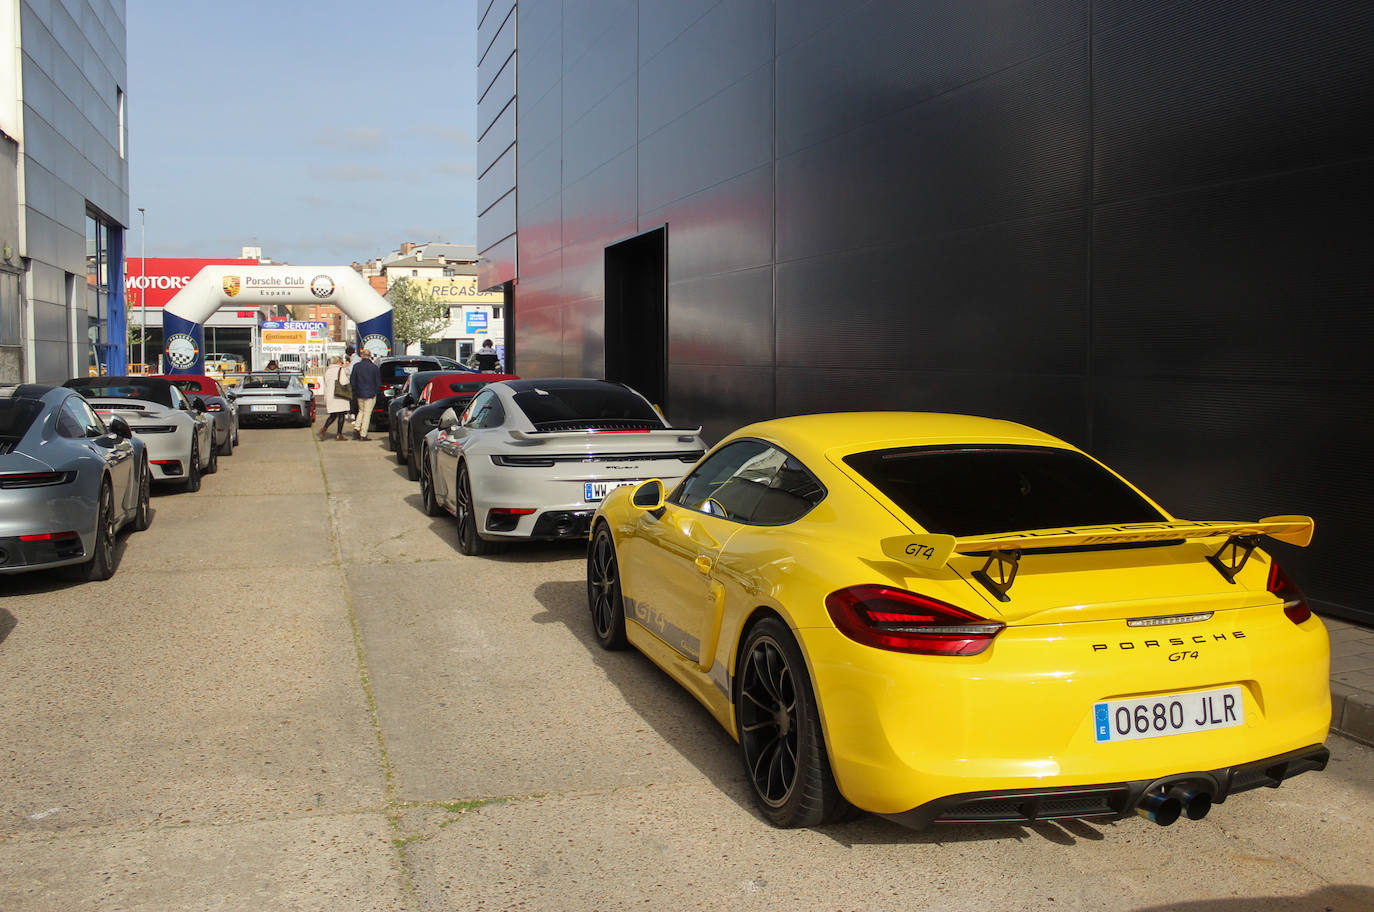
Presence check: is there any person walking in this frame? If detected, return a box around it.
[348,348,382,440]
[343,344,360,425]
[318,356,351,440]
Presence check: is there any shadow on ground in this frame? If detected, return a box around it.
[529,578,1097,848]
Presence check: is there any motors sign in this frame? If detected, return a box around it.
[125,258,260,309]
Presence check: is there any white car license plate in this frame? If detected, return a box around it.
[584,480,638,502]
[251,404,275,412]
[1093,686,1243,743]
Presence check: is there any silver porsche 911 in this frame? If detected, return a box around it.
[418,378,707,555]
[64,377,217,491]
[227,372,317,427]
[1,383,151,580]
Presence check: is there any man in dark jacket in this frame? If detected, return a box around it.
[472,339,500,371]
[348,349,382,440]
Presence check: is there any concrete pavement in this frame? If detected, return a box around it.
[2,421,1372,911]
[1326,615,1374,747]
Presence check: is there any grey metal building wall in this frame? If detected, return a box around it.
[18,0,129,383]
[477,0,517,290]
[487,0,1374,624]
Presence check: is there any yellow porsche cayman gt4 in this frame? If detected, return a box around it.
[585,412,1330,829]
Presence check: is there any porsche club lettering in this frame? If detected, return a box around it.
[1092,631,1246,653]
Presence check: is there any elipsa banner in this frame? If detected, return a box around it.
[125,258,259,309]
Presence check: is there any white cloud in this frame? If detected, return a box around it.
[437,161,476,178]
[319,164,385,182]
[309,127,388,150]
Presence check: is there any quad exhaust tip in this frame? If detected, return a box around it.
[1136,786,1212,826]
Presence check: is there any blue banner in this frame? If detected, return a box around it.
[355,312,394,360]
[163,311,205,375]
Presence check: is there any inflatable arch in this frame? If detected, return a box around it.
[160,265,394,374]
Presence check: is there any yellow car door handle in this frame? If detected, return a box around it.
[695,555,713,574]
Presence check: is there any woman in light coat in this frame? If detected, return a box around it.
[318,356,352,440]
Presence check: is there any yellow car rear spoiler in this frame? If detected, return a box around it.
[882,516,1314,601]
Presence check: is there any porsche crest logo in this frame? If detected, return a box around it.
[223,275,241,297]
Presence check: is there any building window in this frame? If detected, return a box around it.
[1,270,21,345]
[85,212,113,376]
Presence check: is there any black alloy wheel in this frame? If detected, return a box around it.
[66,481,116,582]
[405,437,420,481]
[454,464,501,555]
[132,459,152,532]
[735,617,850,827]
[419,447,443,516]
[587,525,628,649]
[205,434,219,474]
[219,424,234,456]
[387,424,397,453]
[185,441,202,493]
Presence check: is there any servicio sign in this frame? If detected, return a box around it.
[261,320,328,354]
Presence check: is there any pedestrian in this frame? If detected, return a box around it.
[348,348,382,440]
[343,344,359,425]
[472,339,500,372]
[318,356,351,440]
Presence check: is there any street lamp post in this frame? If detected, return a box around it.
[137,207,146,371]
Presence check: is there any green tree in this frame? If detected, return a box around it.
[387,277,449,350]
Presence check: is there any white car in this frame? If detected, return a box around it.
[418,379,707,554]
[64,377,217,491]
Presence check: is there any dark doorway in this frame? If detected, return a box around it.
[498,281,514,375]
[604,227,666,408]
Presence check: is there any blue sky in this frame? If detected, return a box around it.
[127,0,480,265]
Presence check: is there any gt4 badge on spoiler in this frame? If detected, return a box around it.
[881,534,956,569]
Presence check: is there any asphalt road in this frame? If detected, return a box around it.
[2,423,1372,911]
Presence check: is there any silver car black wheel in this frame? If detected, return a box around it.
[455,464,501,555]
[132,459,152,532]
[185,441,202,493]
[65,482,116,582]
[419,447,443,517]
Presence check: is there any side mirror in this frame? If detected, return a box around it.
[438,407,459,430]
[192,396,207,413]
[631,479,665,511]
[108,415,132,439]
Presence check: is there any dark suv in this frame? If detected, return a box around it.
[371,356,466,428]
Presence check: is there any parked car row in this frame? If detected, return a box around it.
[0,369,319,582]
[374,372,1331,835]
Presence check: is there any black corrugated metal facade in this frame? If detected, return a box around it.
[484,0,1374,624]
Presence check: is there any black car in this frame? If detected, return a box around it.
[397,373,515,480]
[384,370,456,450]
[371,356,467,429]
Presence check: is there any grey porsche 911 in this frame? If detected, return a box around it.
[0,383,152,581]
